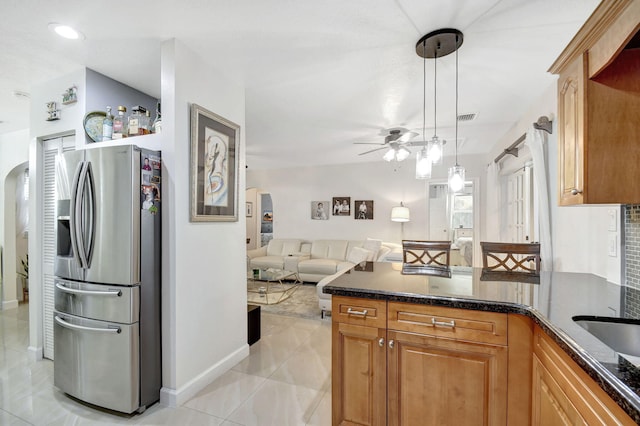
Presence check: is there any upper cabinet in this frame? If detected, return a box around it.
[549,0,640,205]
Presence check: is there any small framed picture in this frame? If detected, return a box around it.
[246,202,253,217]
[354,200,374,220]
[311,201,330,220]
[332,197,351,216]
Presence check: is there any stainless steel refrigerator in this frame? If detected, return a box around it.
[53,144,161,414]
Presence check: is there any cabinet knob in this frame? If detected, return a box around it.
[378,338,385,347]
[571,189,583,195]
[388,339,395,349]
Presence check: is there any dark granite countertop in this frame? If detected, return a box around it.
[323,262,640,423]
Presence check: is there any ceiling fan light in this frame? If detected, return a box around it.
[396,146,411,162]
[415,148,432,179]
[428,137,443,165]
[383,148,396,162]
[448,164,466,193]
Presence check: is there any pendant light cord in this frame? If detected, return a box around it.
[454,36,459,166]
[422,41,426,144]
[433,50,437,138]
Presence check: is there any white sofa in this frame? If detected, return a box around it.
[247,238,402,283]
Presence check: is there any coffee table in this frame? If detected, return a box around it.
[247,268,301,305]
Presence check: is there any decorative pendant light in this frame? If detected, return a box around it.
[428,53,443,166]
[415,29,463,178]
[415,38,432,179]
[448,32,465,193]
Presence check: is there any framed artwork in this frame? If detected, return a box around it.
[332,197,351,216]
[354,200,374,220]
[189,103,240,222]
[246,202,253,217]
[311,201,330,220]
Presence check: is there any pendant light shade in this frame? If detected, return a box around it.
[415,147,432,179]
[448,164,465,192]
[428,136,443,165]
[391,202,410,222]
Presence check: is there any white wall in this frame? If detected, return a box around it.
[160,39,248,406]
[246,153,486,257]
[0,129,29,309]
[487,82,622,283]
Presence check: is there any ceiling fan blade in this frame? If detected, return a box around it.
[353,142,386,145]
[398,131,419,143]
[359,146,389,156]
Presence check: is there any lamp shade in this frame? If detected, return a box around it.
[391,204,410,222]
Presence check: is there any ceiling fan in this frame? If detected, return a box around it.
[355,128,420,162]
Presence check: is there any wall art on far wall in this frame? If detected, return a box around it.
[332,197,351,216]
[189,103,240,222]
[311,201,330,220]
[354,200,374,220]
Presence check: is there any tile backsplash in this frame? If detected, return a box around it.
[624,204,640,318]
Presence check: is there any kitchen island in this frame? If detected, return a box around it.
[323,262,640,425]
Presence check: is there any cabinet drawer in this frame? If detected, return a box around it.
[332,296,386,328]
[388,302,507,346]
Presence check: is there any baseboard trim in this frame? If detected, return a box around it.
[160,344,250,407]
[28,346,43,361]
[2,299,19,310]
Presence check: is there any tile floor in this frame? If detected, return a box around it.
[0,303,332,425]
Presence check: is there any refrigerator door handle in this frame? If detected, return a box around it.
[75,162,92,269]
[84,162,96,267]
[69,161,84,267]
[55,315,122,334]
[55,282,122,297]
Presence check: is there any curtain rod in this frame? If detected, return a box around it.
[494,116,552,164]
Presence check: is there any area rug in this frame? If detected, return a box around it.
[256,283,327,320]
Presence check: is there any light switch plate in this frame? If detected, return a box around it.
[608,209,617,232]
[608,234,617,257]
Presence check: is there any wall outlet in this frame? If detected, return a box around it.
[608,233,617,257]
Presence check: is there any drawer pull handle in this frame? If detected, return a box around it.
[388,339,395,349]
[431,318,455,328]
[378,338,385,347]
[56,283,122,297]
[347,308,368,317]
[571,189,583,195]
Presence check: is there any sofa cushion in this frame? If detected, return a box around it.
[266,239,303,256]
[298,258,343,275]
[347,246,373,264]
[364,238,383,259]
[310,240,349,261]
[251,255,286,270]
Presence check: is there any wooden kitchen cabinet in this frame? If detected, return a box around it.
[550,0,640,205]
[332,296,387,426]
[332,297,514,425]
[531,325,635,425]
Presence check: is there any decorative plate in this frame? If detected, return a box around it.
[83,111,107,142]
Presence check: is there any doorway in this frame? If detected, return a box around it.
[427,179,479,267]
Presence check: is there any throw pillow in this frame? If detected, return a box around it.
[364,238,383,259]
[347,246,373,264]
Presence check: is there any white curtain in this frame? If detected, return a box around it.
[525,127,553,271]
[485,162,501,241]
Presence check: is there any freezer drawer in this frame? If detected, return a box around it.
[54,312,140,414]
[54,278,139,323]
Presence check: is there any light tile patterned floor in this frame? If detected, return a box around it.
[0,303,331,425]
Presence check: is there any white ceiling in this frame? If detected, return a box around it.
[0,0,599,169]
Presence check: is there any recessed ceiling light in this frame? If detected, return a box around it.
[48,23,85,40]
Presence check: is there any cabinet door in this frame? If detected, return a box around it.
[532,354,587,426]
[387,330,508,426]
[558,53,586,206]
[532,326,635,425]
[332,321,386,426]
